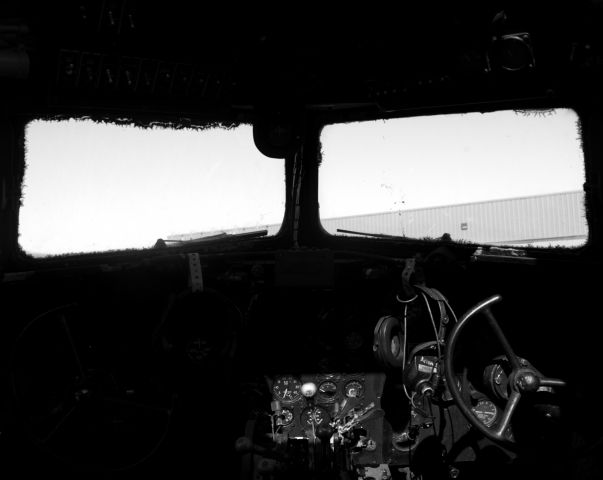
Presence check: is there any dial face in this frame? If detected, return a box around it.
[272,376,302,403]
[278,408,294,427]
[471,400,498,427]
[318,381,338,402]
[344,380,364,398]
[484,363,510,401]
[301,406,330,426]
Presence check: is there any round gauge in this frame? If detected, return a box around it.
[344,380,364,399]
[471,400,498,427]
[272,376,302,403]
[484,364,510,401]
[301,406,330,426]
[278,408,294,427]
[318,381,338,402]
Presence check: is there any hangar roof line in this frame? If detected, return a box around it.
[169,190,587,248]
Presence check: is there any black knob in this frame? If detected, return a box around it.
[316,424,334,440]
[516,371,540,393]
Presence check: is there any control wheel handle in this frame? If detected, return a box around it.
[444,295,566,444]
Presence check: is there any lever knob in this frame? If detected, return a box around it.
[316,423,334,440]
[301,382,317,398]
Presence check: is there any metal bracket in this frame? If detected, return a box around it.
[414,284,450,326]
[399,258,416,299]
[187,253,203,292]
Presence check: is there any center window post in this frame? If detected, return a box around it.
[297,117,327,246]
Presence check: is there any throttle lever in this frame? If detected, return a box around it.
[334,402,383,434]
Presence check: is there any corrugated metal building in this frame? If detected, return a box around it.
[169,191,587,248]
[322,191,587,247]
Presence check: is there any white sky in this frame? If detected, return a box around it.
[319,109,584,218]
[20,109,585,256]
[20,121,286,256]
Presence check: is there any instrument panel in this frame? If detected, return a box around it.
[266,373,385,439]
[270,374,371,405]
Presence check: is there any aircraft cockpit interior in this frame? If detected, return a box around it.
[1,3,602,479]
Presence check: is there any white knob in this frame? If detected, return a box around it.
[301,382,317,398]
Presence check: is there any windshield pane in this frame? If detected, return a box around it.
[319,109,587,248]
[20,120,285,257]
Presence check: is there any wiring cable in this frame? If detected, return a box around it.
[421,293,442,361]
[443,297,459,323]
[397,294,418,304]
[402,304,415,403]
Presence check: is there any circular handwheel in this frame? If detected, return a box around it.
[10,304,173,471]
[444,295,566,444]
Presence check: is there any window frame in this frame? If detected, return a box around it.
[300,101,596,260]
[4,112,294,269]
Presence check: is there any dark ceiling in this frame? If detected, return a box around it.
[1,1,603,115]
